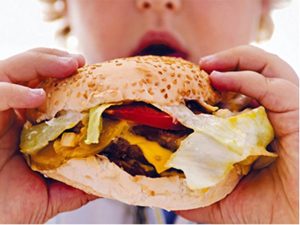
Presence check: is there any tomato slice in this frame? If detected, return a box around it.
[105,103,184,130]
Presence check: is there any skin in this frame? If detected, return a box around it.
[66,0,262,63]
[179,46,299,223]
[0,49,97,223]
[0,0,298,223]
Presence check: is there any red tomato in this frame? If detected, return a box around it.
[105,104,184,130]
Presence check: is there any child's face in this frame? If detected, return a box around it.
[67,0,263,63]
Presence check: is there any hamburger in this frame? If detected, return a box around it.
[20,56,276,210]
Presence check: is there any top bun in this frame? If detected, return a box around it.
[30,56,220,122]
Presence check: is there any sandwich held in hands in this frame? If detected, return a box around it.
[19,56,276,210]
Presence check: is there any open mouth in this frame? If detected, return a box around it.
[131,31,189,60]
[134,43,188,59]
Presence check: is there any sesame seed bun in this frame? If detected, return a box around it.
[33,155,241,210]
[27,56,236,210]
[29,56,220,122]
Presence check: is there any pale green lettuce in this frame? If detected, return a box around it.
[84,104,113,144]
[158,105,277,190]
[20,111,84,154]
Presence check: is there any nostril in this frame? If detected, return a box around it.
[166,2,174,10]
[136,0,151,10]
[136,0,181,12]
[143,1,151,9]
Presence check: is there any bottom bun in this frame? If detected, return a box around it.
[32,155,241,210]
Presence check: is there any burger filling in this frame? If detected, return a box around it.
[20,101,277,190]
[20,102,192,177]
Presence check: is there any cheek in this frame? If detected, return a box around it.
[184,0,261,58]
[68,1,137,62]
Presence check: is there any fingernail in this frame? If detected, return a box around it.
[71,54,85,66]
[30,88,45,96]
[58,56,80,70]
[59,55,85,67]
[59,56,74,62]
[210,70,223,76]
[199,55,216,64]
[70,53,84,58]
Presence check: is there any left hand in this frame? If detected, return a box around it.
[0,48,97,223]
[177,45,299,224]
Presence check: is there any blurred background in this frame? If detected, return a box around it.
[0,0,299,74]
[0,1,298,223]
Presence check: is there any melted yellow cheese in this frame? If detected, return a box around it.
[30,119,173,173]
[120,130,172,173]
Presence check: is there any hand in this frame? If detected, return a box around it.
[178,46,299,223]
[0,48,96,223]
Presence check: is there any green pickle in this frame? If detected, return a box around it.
[30,118,130,170]
[20,111,84,154]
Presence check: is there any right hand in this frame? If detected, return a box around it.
[0,48,97,223]
[178,46,299,223]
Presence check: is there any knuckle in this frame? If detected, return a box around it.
[237,45,267,56]
[258,77,272,104]
[268,52,282,63]
[50,48,70,56]
[28,47,48,54]
[238,45,252,51]
[235,45,255,53]
[28,47,51,53]
[30,47,69,57]
[26,49,44,59]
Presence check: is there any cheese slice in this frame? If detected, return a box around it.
[120,129,172,173]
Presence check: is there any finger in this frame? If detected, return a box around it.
[210,71,299,113]
[46,181,98,220]
[0,48,85,83]
[31,48,85,67]
[0,82,45,111]
[199,45,298,84]
[176,203,224,224]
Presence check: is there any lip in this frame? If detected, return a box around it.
[130,31,189,59]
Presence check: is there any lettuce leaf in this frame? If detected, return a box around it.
[159,105,277,190]
[20,111,84,154]
[84,104,113,144]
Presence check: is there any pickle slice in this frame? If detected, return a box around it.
[20,112,84,154]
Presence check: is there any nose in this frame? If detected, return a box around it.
[136,0,181,12]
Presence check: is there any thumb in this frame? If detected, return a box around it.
[0,82,45,111]
[45,181,98,222]
[176,202,226,223]
[210,71,298,113]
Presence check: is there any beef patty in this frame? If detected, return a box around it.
[131,125,192,151]
[101,138,160,177]
[100,125,190,177]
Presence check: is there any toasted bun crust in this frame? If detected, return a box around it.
[28,56,227,210]
[29,56,220,122]
[34,155,241,210]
